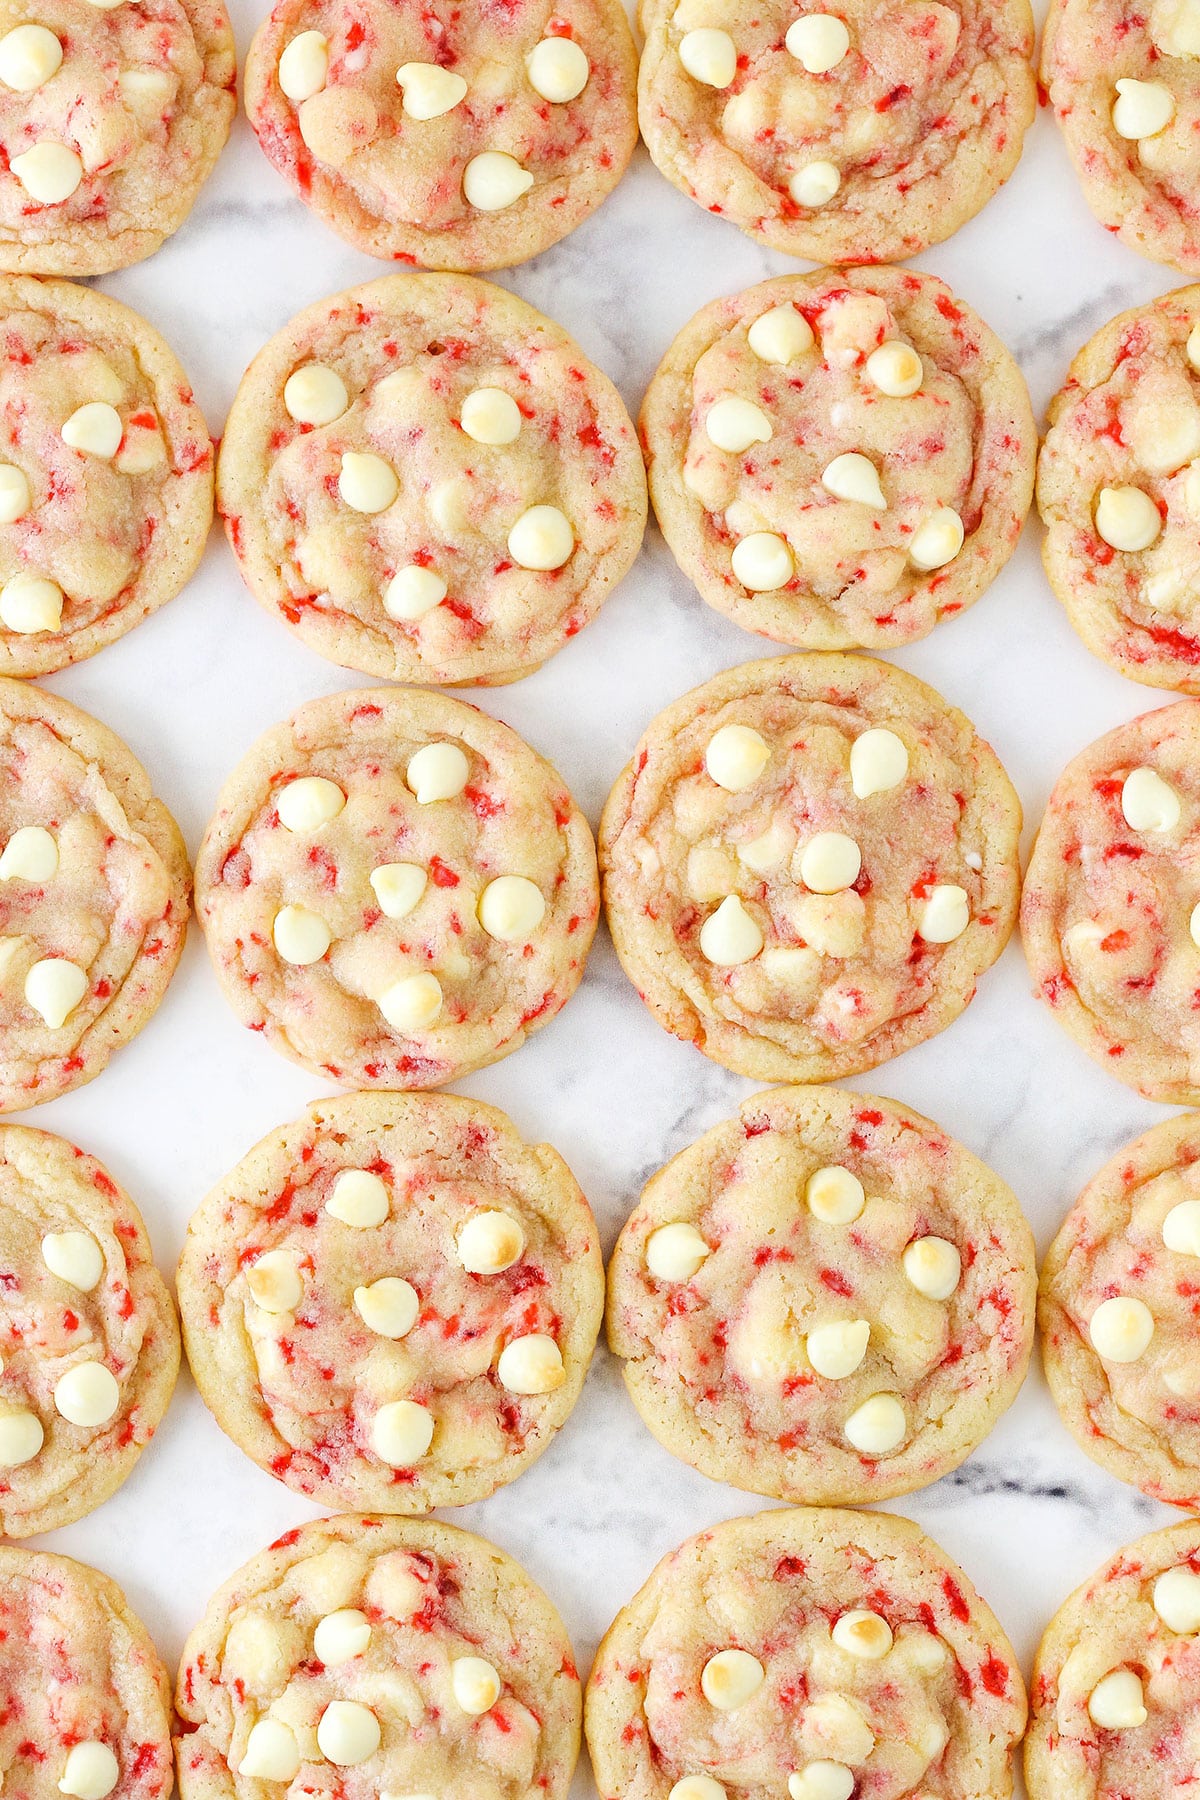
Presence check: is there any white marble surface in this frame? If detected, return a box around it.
[23,4,1199,1794]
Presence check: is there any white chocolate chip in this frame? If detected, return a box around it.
[731,531,794,591]
[701,1649,764,1710]
[239,1721,300,1783]
[1191,901,1200,950]
[384,566,447,620]
[1095,486,1161,551]
[276,776,344,832]
[326,1170,389,1228]
[801,1695,875,1764]
[902,1236,961,1300]
[478,875,546,942]
[313,1609,371,1666]
[339,451,398,514]
[646,1222,710,1281]
[278,30,328,101]
[11,142,82,204]
[463,151,534,210]
[670,1781,727,1800]
[370,863,427,919]
[0,573,63,634]
[1154,1565,1200,1633]
[283,363,348,426]
[41,1230,102,1290]
[406,741,468,802]
[378,972,443,1032]
[57,1745,118,1800]
[457,1210,525,1275]
[1112,77,1175,139]
[798,832,861,894]
[806,1318,870,1379]
[0,825,56,882]
[1089,1295,1154,1362]
[0,25,62,92]
[917,884,969,943]
[1156,0,1200,55]
[353,1278,419,1339]
[273,904,331,965]
[850,727,908,798]
[246,1250,303,1314]
[371,1399,434,1466]
[831,1610,894,1659]
[785,13,850,70]
[706,397,772,453]
[316,1701,380,1766]
[1164,1199,1200,1254]
[844,1392,905,1454]
[789,160,840,207]
[396,61,468,118]
[0,465,29,523]
[822,452,886,509]
[788,1766,854,1800]
[62,402,122,460]
[705,724,770,791]
[508,504,574,570]
[678,26,736,86]
[526,36,589,101]
[451,1656,501,1715]
[738,818,795,873]
[460,387,522,445]
[24,957,86,1027]
[497,1333,565,1393]
[1088,1669,1147,1731]
[806,1165,864,1224]
[909,507,965,571]
[0,1409,42,1468]
[865,342,922,397]
[747,304,814,364]
[1122,766,1181,832]
[700,894,763,965]
[54,1361,119,1427]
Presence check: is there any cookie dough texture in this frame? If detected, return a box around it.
[0,0,235,275]
[218,274,646,687]
[600,654,1021,1083]
[1043,0,1200,274]
[638,0,1035,263]
[178,1091,603,1512]
[245,0,637,270]
[176,1514,582,1800]
[195,685,597,1089]
[586,1507,1027,1800]
[608,1084,1036,1505]
[0,679,190,1111]
[1022,700,1200,1103]
[643,267,1035,651]
[0,277,213,676]
[1039,285,1200,693]
[1026,1520,1200,1800]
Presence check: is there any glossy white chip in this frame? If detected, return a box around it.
[527,36,589,101]
[1122,767,1180,832]
[278,30,328,101]
[678,27,736,86]
[789,160,840,206]
[822,452,886,509]
[238,1720,300,1782]
[458,1210,525,1274]
[338,451,398,514]
[463,151,533,210]
[384,566,447,620]
[246,1250,303,1314]
[0,1409,42,1468]
[25,957,86,1027]
[0,25,63,92]
[865,342,922,397]
[396,61,467,118]
[283,363,348,426]
[850,728,908,798]
[497,1333,565,1393]
[806,1164,864,1224]
[406,742,468,801]
[701,1649,764,1710]
[62,403,122,460]
[508,504,574,569]
[705,723,770,791]
[354,1277,419,1339]
[316,1701,380,1766]
[0,573,63,634]
[371,1399,434,1466]
[785,13,850,71]
[276,776,344,832]
[54,1360,119,1426]
[478,875,545,942]
[460,386,522,445]
[11,142,82,204]
[844,1393,905,1454]
[706,397,772,453]
[1089,1295,1154,1362]
[378,972,443,1031]
[731,531,794,590]
[0,825,57,881]
[326,1169,389,1227]
[272,904,331,965]
[806,1319,869,1379]
[646,1222,710,1281]
[370,863,427,919]
[42,1229,103,1290]
[314,1608,371,1665]
[748,304,814,364]
[452,1656,502,1715]
[57,1744,118,1800]
[699,895,763,965]
[902,1236,960,1300]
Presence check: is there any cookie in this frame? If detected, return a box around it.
[218,274,646,687]
[1026,1519,1200,1800]
[0,277,213,677]
[244,0,637,271]
[178,1091,603,1513]
[0,678,190,1111]
[637,0,1035,264]
[0,0,234,276]
[1043,0,1200,274]
[585,1506,1026,1800]
[195,686,597,1089]
[1038,286,1200,694]
[599,653,1021,1084]
[176,1513,582,1800]
[1021,700,1200,1104]
[607,1084,1036,1507]
[642,267,1035,652]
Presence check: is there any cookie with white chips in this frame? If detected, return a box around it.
[0,679,190,1110]
[217,275,646,686]
[1026,1520,1200,1799]
[177,1092,603,1512]
[642,268,1035,652]
[607,1084,1036,1507]
[176,1514,582,1800]
[244,0,637,270]
[586,1506,1026,1800]
[1022,701,1200,1103]
[599,654,1021,1083]
[195,686,597,1088]
[638,0,1035,263]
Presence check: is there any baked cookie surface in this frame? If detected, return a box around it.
[1026,1519,1200,1800]
[1022,701,1200,1103]
[586,1506,1026,1800]
[176,1513,582,1800]
[195,686,597,1089]
[0,0,234,275]
[0,678,190,1111]
[607,1084,1035,1506]
[218,274,646,687]
[0,277,213,677]
[642,267,1034,651]
[178,1091,602,1512]
[245,0,637,270]
[599,654,1021,1083]
[638,0,1035,263]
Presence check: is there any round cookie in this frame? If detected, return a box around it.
[599,653,1022,1084]
[194,685,597,1089]
[0,1124,179,1536]
[1026,1520,1200,1800]
[244,0,637,271]
[1043,0,1200,274]
[607,1084,1036,1506]
[177,1091,603,1513]
[176,1513,581,1800]
[0,0,234,276]
[0,678,190,1111]
[638,0,1036,264]
[585,1506,1027,1800]
[1039,286,1200,694]
[218,274,646,687]
[0,277,214,677]
[642,267,1035,652]
[1021,700,1200,1104]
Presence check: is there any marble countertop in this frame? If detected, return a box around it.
[28,3,1197,1794]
